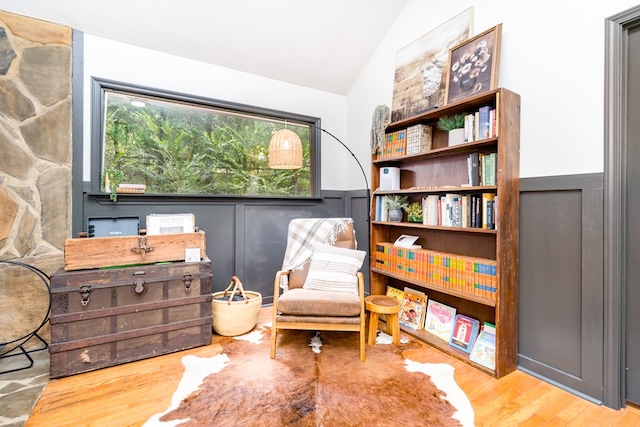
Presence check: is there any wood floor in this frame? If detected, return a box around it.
[27,308,640,427]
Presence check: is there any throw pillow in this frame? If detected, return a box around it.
[302,243,366,294]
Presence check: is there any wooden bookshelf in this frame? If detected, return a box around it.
[369,88,520,378]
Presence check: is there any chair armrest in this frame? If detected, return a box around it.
[273,270,291,306]
[357,271,365,316]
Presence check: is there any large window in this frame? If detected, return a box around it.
[92,79,320,197]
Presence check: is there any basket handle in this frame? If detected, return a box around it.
[222,276,249,305]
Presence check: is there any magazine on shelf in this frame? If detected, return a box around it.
[423,300,457,342]
[449,314,480,353]
[394,234,421,249]
[399,287,427,330]
[469,322,496,369]
[386,285,405,304]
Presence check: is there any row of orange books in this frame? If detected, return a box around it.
[374,242,497,301]
[374,129,407,160]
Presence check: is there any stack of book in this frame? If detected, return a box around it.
[463,105,497,143]
[376,129,407,159]
[375,244,497,301]
[406,124,432,155]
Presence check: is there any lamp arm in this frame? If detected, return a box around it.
[317,127,370,191]
[315,126,371,255]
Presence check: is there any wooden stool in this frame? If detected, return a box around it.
[365,295,401,346]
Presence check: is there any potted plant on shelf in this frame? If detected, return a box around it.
[437,113,466,147]
[102,167,125,202]
[384,195,408,222]
[405,202,423,223]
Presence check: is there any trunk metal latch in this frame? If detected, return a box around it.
[133,270,147,294]
[79,283,92,306]
[182,274,193,292]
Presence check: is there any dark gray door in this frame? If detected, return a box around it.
[625,24,640,407]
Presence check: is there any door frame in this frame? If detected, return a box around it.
[604,4,640,409]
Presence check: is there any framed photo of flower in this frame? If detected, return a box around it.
[444,24,502,105]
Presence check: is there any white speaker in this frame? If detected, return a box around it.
[379,167,400,190]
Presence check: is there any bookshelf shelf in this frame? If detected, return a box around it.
[378,317,495,376]
[371,268,496,307]
[369,88,520,378]
[371,221,498,234]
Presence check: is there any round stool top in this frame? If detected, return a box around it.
[365,295,401,314]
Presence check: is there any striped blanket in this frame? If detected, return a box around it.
[280,218,354,289]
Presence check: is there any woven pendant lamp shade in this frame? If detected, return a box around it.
[269,129,303,169]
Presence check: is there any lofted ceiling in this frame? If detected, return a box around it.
[0,0,408,94]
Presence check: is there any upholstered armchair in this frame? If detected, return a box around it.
[270,218,367,361]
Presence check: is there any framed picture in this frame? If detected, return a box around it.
[390,8,473,122]
[444,24,502,105]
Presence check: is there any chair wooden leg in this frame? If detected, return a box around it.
[360,325,366,362]
[270,326,277,358]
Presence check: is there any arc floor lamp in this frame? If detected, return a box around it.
[268,124,371,227]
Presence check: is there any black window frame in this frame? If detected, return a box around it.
[90,77,322,199]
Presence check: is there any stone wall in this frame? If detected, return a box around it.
[0,11,72,347]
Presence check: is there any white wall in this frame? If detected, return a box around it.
[349,0,640,179]
[83,1,640,188]
[82,35,352,190]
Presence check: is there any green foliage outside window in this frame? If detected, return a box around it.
[103,91,311,197]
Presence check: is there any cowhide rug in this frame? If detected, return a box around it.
[144,325,474,427]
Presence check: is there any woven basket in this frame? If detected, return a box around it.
[211,276,262,336]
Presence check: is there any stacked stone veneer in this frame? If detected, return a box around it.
[0,11,72,347]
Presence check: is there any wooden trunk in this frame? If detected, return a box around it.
[63,231,206,271]
[48,258,213,378]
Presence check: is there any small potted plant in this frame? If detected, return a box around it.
[384,194,408,222]
[405,202,423,223]
[437,113,466,146]
[102,166,125,202]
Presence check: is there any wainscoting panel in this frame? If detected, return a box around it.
[518,173,604,403]
[80,190,369,303]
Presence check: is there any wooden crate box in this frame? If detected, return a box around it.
[48,258,213,378]
[63,231,206,271]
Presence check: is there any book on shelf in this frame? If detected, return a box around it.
[386,285,405,304]
[482,193,496,230]
[375,195,390,221]
[482,152,497,186]
[461,194,471,228]
[478,106,491,140]
[426,195,439,226]
[406,124,432,154]
[374,243,388,270]
[474,111,480,142]
[469,322,496,369]
[449,314,480,353]
[489,108,498,138]
[464,113,475,143]
[399,287,427,331]
[423,300,457,342]
[467,152,480,187]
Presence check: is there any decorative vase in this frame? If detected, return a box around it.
[389,209,403,222]
[448,128,465,147]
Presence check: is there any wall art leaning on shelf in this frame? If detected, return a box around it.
[391,7,473,121]
[445,23,502,105]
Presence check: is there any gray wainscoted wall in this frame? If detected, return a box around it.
[79,190,370,303]
[518,173,604,403]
